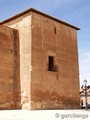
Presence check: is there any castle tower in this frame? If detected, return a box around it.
[0,8,80,110]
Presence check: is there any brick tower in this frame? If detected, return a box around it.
[0,8,80,110]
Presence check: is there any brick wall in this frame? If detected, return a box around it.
[3,13,32,109]
[31,12,80,109]
[0,25,20,109]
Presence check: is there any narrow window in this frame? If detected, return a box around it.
[48,56,55,71]
[54,27,56,34]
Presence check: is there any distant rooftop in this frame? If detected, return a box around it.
[0,8,80,30]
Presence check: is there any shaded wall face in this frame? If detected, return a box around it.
[4,13,32,109]
[0,25,20,109]
[31,12,80,109]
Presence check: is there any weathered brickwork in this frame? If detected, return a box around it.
[2,13,32,109]
[31,12,80,109]
[0,8,80,110]
[0,25,20,109]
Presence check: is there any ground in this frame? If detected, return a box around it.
[0,110,90,120]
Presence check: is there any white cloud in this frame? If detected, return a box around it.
[79,50,90,86]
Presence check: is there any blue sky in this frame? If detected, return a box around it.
[0,0,90,86]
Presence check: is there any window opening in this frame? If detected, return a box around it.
[54,27,56,34]
[48,56,57,72]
